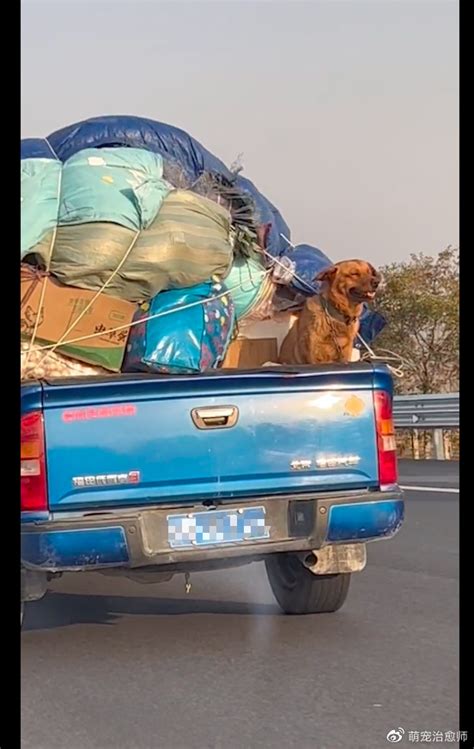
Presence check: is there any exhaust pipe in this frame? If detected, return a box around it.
[302,552,318,569]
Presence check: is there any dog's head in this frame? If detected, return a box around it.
[316,260,381,304]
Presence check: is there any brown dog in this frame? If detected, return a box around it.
[279,260,381,365]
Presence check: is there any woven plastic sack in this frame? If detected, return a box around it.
[21,158,61,258]
[23,116,292,255]
[33,190,233,303]
[21,342,108,381]
[225,254,274,320]
[59,147,169,231]
[123,281,235,374]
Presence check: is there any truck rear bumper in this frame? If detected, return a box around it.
[21,489,404,572]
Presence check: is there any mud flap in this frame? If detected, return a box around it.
[21,567,48,602]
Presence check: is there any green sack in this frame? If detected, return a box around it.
[33,191,233,303]
[225,253,272,320]
[21,158,61,258]
[59,147,169,231]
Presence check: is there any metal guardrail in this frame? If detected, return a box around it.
[393,393,459,460]
[393,393,459,429]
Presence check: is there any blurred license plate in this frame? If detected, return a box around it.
[167,506,269,548]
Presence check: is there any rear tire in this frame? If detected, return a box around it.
[265,553,351,614]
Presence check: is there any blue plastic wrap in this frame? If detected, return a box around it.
[278,244,332,296]
[21,138,57,160]
[235,176,291,259]
[124,281,235,374]
[46,115,233,184]
[21,116,292,257]
[357,308,387,347]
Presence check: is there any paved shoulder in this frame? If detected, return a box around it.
[398,459,459,490]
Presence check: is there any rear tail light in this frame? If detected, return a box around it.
[21,411,48,512]
[374,390,398,487]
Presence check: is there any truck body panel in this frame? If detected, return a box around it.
[21,364,404,590]
[39,366,386,512]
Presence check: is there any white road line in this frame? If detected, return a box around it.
[400,484,459,494]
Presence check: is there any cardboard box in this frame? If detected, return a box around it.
[221,317,295,369]
[237,317,296,350]
[222,337,279,368]
[20,265,136,372]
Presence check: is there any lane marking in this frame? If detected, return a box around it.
[400,484,459,494]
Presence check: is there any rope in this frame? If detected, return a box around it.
[43,137,61,161]
[21,272,274,372]
[24,138,163,374]
[357,337,406,379]
[23,229,142,375]
[22,156,62,371]
[22,182,404,379]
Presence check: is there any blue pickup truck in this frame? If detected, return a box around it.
[20,362,404,625]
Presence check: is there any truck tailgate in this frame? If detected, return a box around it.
[41,365,386,512]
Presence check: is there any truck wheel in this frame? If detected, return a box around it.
[265,553,351,614]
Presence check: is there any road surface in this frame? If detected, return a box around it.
[21,461,459,749]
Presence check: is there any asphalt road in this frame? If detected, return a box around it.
[21,461,459,749]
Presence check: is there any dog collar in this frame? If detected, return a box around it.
[320,297,358,325]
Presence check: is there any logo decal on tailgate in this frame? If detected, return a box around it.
[290,455,361,470]
[72,471,140,488]
[62,405,137,423]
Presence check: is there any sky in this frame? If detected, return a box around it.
[21,0,459,265]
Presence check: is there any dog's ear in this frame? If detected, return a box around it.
[316,265,337,284]
[368,263,382,284]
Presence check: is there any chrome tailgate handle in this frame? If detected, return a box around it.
[191,406,239,430]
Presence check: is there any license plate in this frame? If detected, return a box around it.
[167,506,269,548]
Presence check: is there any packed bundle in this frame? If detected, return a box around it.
[124,280,235,374]
[21,147,169,258]
[20,264,136,376]
[225,253,275,321]
[21,158,62,258]
[32,190,234,303]
[21,114,386,381]
[22,116,292,260]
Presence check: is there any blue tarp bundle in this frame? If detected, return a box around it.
[21,138,56,160]
[357,308,387,349]
[278,244,333,296]
[234,176,291,259]
[20,115,291,260]
[21,116,233,185]
[21,114,385,344]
